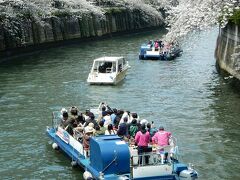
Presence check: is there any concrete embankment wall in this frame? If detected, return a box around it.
[0,9,162,57]
[215,23,240,80]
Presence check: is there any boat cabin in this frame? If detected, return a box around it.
[87,56,129,85]
[91,56,126,74]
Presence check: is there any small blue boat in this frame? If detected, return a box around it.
[139,42,182,61]
[46,108,198,180]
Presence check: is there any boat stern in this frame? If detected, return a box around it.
[87,72,116,85]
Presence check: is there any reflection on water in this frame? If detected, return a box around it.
[0,27,239,179]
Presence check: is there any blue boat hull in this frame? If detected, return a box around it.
[139,44,182,61]
[46,126,197,180]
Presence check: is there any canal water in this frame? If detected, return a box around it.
[0,28,240,180]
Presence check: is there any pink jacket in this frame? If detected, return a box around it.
[152,130,171,146]
[135,131,150,147]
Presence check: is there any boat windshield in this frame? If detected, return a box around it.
[94,61,116,73]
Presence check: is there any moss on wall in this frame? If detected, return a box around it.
[215,23,240,80]
[0,8,163,53]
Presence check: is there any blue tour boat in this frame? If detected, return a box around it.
[46,106,198,180]
[139,41,182,60]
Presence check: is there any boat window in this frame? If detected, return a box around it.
[112,62,116,72]
[93,62,99,72]
[123,58,126,65]
[98,61,113,73]
[118,64,122,72]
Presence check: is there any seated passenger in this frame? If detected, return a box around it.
[147,122,157,138]
[98,65,105,73]
[103,111,112,128]
[84,123,96,136]
[96,121,106,136]
[84,112,99,130]
[64,118,75,136]
[105,124,117,135]
[76,113,86,127]
[73,126,84,142]
[69,106,79,120]
[61,111,69,128]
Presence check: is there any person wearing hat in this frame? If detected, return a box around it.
[152,126,172,147]
[83,125,95,157]
[84,123,96,135]
[69,106,79,120]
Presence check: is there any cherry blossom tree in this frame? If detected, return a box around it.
[0,0,239,44]
[93,0,164,24]
[163,0,240,41]
[0,0,54,42]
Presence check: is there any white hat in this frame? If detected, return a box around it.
[61,108,67,114]
[140,119,148,125]
[85,126,94,133]
[88,122,94,128]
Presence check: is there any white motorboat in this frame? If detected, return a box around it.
[87,56,130,85]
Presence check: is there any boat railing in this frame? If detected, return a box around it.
[52,111,62,129]
[130,150,175,167]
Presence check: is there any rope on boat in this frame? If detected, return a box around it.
[101,152,117,173]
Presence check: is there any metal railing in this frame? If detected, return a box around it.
[131,151,175,167]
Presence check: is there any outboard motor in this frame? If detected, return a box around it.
[174,163,198,180]
[179,169,198,180]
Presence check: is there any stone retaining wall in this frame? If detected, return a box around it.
[0,9,162,56]
[215,23,240,80]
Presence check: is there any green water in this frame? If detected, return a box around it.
[0,28,240,179]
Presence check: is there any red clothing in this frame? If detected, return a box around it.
[135,131,150,147]
[152,130,171,146]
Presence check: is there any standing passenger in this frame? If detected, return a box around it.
[83,127,94,157]
[129,119,138,138]
[117,117,129,138]
[135,124,150,164]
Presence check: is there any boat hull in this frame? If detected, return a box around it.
[139,44,182,61]
[47,127,179,180]
[87,68,128,85]
[47,109,198,180]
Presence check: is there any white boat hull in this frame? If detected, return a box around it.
[87,68,128,85]
[133,164,173,179]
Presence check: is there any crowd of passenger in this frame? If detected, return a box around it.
[59,104,172,160]
[147,39,176,54]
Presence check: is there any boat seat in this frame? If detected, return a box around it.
[129,146,139,166]
[106,67,112,73]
